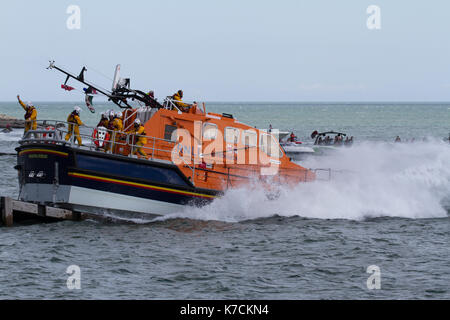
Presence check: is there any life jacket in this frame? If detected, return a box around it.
[107,118,116,131]
[67,111,79,124]
[97,118,109,128]
[24,107,35,120]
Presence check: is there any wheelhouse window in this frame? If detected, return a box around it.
[164,124,177,141]
[242,129,257,147]
[225,127,240,144]
[203,123,218,140]
[260,133,283,158]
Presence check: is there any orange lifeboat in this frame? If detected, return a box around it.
[15,62,316,217]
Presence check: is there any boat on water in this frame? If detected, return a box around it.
[310,130,354,155]
[276,131,315,161]
[15,62,315,217]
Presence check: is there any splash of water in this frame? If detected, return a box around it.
[0,129,23,142]
[162,140,450,222]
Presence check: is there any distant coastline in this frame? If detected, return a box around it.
[0,114,24,128]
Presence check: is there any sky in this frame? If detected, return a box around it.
[1,0,450,102]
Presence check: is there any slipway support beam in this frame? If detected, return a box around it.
[0,196,80,227]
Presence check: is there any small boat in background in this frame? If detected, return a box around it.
[278,131,315,160]
[310,130,354,155]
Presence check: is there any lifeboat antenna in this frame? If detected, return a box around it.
[47,60,163,109]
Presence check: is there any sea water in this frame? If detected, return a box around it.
[0,102,449,299]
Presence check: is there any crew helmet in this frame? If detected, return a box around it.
[134,118,141,126]
[109,110,115,118]
[27,102,34,108]
[115,111,123,118]
[74,106,81,114]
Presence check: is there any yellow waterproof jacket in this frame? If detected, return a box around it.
[130,125,147,145]
[111,118,124,145]
[67,112,83,133]
[112,118,123,131]
[18,99,37,127]
[172,92,190,109]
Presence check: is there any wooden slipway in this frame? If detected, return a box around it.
[0,196,82,227]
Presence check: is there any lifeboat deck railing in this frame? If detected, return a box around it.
[19,119,199,185]
[162,97,204,114]
[19,120,319,185]
[162,98,183,113]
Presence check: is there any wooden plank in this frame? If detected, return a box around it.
[1,197,13,227]
[12,200,38,214]
[45,206,74,220]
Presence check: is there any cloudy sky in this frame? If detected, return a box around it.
[1,0,449,102]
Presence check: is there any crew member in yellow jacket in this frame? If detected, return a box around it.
[172,90,191,112]
[96,112,109,128]
[112,111,123,133]
[129,118,147,157]
[65,106,84,146]
[17,95,37,135]
[111,111,124,153]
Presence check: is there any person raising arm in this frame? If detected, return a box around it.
[17,95,37,135]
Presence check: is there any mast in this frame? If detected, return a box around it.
[47,61,163,109]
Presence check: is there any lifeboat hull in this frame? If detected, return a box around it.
[16,144,218,217]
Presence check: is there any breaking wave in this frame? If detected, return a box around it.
[0,129,23,155]
[0,129,22,142]
[161,139,450,222]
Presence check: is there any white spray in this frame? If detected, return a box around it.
[162,140,450,222]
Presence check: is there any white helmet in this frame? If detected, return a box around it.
[74,106,81,114]
[27,102,33,108]
[134,118,141,126]
[109,110,115,118]
[116,111,123,118]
